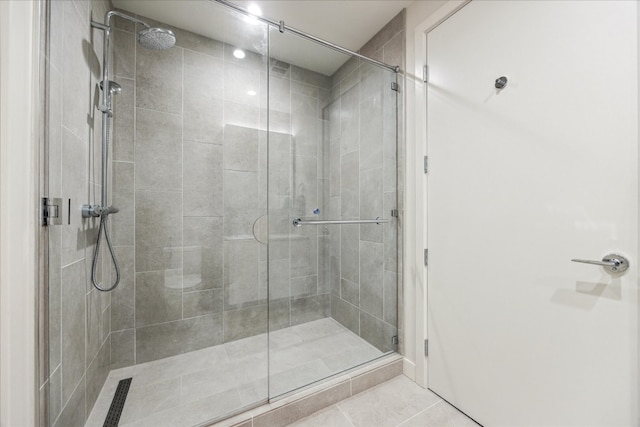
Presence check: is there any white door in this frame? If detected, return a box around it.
[426,1,638,426]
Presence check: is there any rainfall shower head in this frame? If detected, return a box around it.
[137,27,176,50]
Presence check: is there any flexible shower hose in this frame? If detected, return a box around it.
[90,114,121,292]
[91,213,121,291]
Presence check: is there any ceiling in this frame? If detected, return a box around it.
[110,0,413,75]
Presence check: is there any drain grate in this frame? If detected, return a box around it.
[103,377,132,427]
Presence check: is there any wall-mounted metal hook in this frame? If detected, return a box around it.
[495,76,508,89]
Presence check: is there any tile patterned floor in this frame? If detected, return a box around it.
[85,318,384,427]
[287,375,480,427]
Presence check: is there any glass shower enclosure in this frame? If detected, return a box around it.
[42,1,398,426]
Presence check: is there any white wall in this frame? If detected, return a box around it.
[0,0,39,425]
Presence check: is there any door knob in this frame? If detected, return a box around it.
[571,253,629,273]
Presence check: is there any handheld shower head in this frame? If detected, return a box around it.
[100,80,122,95]
[137,27,176,50]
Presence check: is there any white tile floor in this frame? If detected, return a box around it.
[86,318,384,427]
[287,375,480,427]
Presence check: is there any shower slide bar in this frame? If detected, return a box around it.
[211,0,400,73]
[292,218,389,227]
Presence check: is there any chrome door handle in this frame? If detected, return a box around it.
[571,253,629,273]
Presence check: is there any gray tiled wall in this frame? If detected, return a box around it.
[326,10,405,353]
[43,1,114,426]
[43,4,404,423]
[109,12,334,368]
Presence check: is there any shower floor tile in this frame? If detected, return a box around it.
[85,318,384,427]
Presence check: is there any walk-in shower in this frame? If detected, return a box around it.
[41,1,402,426]
[82,11,176,291]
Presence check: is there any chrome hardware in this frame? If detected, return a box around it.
[571,253,630,274]
[495,76,508,89]
[213,0,400,73]
[424,156,428,174]
[82,204,119,218]
[42,197,69,226]
[391,82,399,91]
[391,209,398,218]
[96,105,113,118]
[423,65,429,83]
[292,218,388,227]
[99,80,122,95]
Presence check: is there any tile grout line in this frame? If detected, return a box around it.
[394,399,444,427]
[337,401,358,427]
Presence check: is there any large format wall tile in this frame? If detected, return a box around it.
[360,241,384,319]
[340,151,359,220]
[183,141,223,217]
[291,93,319,157]
[183,289,223,318]
[223,239,259,309]
[184,50,223,143]
[290,226,318,278]
[135,190,183,273]
[113,29,135,79]
[52,376,85,427]
[111,329,135,369]
[135,270,183,327]
[86,288,106,366]
[61,127,88,267]
[136,314,224,363]
[183,217,223,290]
[136,46,183,114]
[292,154,318,217]
[112,78,135,162]
[224,125,259,172]
[111,162,134,246]
[291,294,330,326]
[111,246,134,331]
[60,260,86,405]
[360,93,383,171]
[223,304,267,342]
[86,338,110,416]
[360,168,383,243]
[383,271,398,327]
[135,108,182,192]
[224,170,260,238]
[331,295,359,336]
[340,224,359,286]
[61,1,90,141]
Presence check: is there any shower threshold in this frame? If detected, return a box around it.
[86,318,398,427]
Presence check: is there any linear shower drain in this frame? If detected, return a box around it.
[103,377,132,427]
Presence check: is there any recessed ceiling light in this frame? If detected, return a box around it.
[247,90,257,96]
[247,4,262,16]
[233,49,246,59]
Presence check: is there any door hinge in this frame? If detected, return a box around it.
[424,156,428,174]
[424,339,429,357]
[391,82,399,92]
[392,335,398,346]
[424,249,428,266]
[391,209,398,218]
[423,65,429,83]
[42,197,69,226]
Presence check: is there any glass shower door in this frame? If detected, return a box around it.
[267,27,399,398]
[44,1,272,425]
